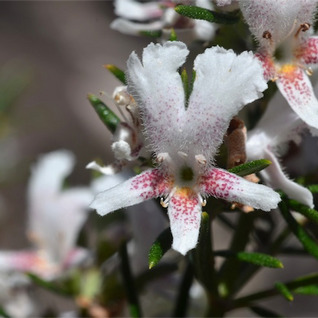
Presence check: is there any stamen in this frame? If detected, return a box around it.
[156,152,169,163]
[195,154,207,165]
[262,31,272,39]
[306,67,313,76]
[198,194,207,207]
[178,151,188,159]
[160,187,177,208]
[160,197,169,208]
[295,23,311,37]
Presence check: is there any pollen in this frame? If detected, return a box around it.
[279,64,297,74]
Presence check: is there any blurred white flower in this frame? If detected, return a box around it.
[0,150,93,280]
[240,0,318,130]
[246,92,318,208]
[111,0,217,43]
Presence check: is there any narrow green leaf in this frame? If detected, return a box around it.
[250,306,283,318]
[279,200,318,260]
[287,199,318,225]
[294,284,318,295]
[169,28,178,41]
[27,273,73,297]
[237,252,283,268]
[148,227,172,269]
[228,159,271,177]
[104,64,126,84]
[308,184,318,193]
[175,5,239,24]
[233,273,318,309]
[181,68,189,105]
[139,30,162,38]
[215,251,283,268]
[87,94,120,133]
[275,282,294,301]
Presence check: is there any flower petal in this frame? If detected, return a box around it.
[114,0,162,21]
[185,46,267,159]
[296,36,318,65]
[193,0,217,41]
[239,0,302,46]
[126,42,188,155]
[28,187,92,263]
[276,67,318,130]
[200,168,281,211]
[168,188,201,255]
[0,250,44,272]
[27,150,75,201]
[90,169,170,216]
[261,148,314,208]
[246,91,306,148]
[111,18,165,36]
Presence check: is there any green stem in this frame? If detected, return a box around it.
[218,212,256,297]
[173,262,194,317]
[119,242,142,318]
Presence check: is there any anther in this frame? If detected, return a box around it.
[195,154,207,165]
[301,23,310,32]
[156,152,169,163]
[262,31,272,39]
[160,198,169,208]
[178,151,188,159]
[306,67,313,76]
[295,23,311,37]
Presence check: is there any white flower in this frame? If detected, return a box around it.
[111,0,217,43]
[240,0,318,130]
[0,150,93,280]
[90,41,281,255]
[247,91,318,208]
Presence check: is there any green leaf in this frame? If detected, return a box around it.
[87,94,120,134]
[104,64,126,84]
[287,199,318,225]
[175,5,239,24]
[215,251,283,268]
[148,227,172,269]
[27,273,74,297]
[139,30,162,38]
[279,200,318,260]
[294,284,318,295]
[169,28,178,41]
[0,307,9,318]
[181,69,189,105]
[228,159,271,177]
[250,306,283,318]
[275,282,294,301]
[308,184,318,193]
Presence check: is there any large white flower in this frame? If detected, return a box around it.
[247,91,318,208]
[111,0,217,42]
[0,150,93,280]
[239,0,318,130]
[91,41,281,255]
